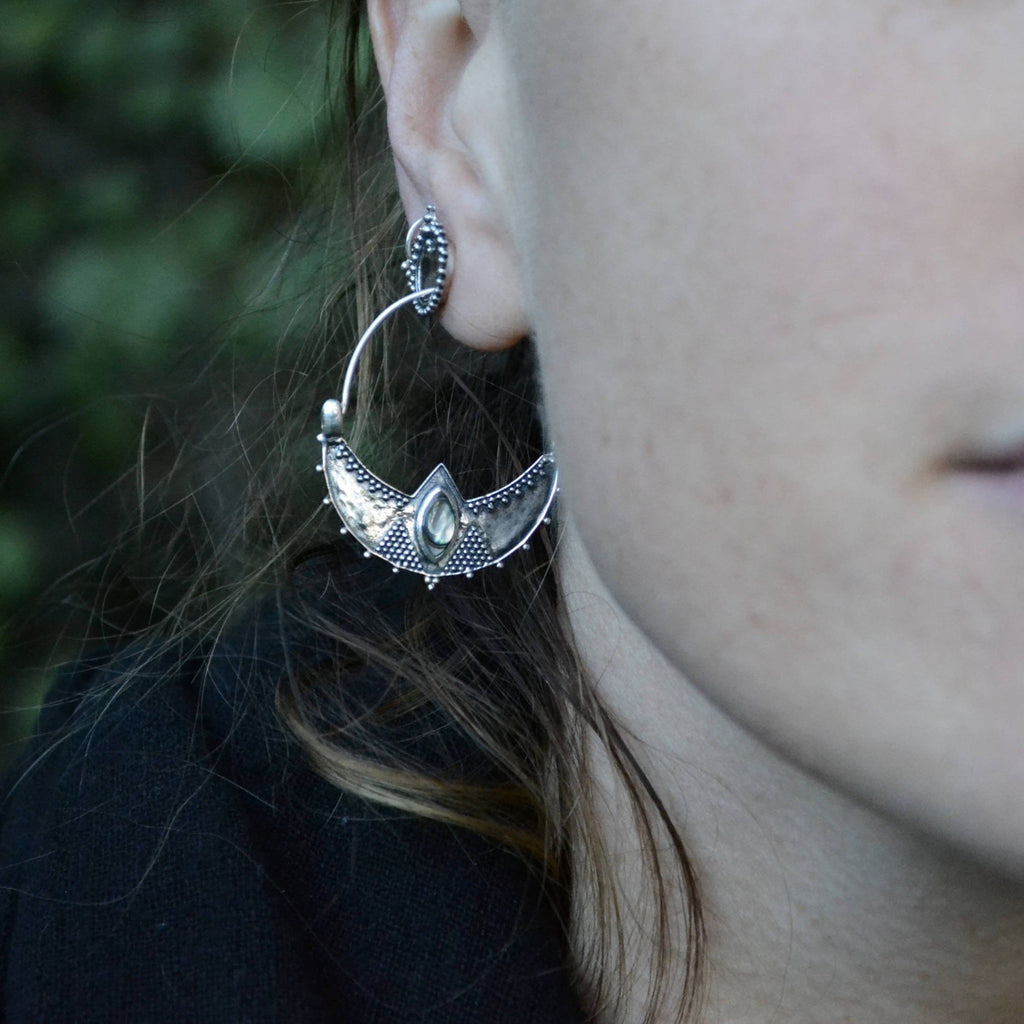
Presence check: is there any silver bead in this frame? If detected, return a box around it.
[320,399,344,438]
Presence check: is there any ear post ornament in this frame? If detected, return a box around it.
[317,205,558,589]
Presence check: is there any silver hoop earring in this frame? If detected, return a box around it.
[317,206,558,589]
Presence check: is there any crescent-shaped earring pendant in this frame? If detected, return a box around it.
[316,207,558,587]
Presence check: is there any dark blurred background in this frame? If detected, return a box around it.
[0,0,332,768]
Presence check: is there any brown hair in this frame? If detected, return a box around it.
[63,2,708,1019]
[275,5,707,1019]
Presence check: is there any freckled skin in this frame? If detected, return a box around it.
[494,0,1024,871]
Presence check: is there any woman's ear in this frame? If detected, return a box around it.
[367,0,529,349]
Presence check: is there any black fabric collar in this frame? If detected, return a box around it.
[0,550,585,1023]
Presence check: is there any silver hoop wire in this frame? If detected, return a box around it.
[340,204,448,416]
[339,288,434,418]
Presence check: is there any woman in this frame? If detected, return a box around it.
[3,0,1023,1021]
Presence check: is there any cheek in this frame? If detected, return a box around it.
[507,0,1024,863]
[507,0,1024,641]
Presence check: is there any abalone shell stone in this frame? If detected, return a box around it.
[422,492,457,548]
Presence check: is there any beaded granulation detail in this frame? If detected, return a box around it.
[375,520,425,573]
[402,205,449,317]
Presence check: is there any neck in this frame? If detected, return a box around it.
[559,531,1024,1024]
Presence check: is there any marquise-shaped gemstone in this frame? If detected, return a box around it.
[423,491,457,549]
[416,487,459,564]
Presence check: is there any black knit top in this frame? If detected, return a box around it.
[0,556,584,1023]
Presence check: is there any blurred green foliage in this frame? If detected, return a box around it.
[0,0,334,761]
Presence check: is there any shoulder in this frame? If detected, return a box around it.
[0,553,583,1023]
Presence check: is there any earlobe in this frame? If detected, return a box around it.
[366,0,530,350]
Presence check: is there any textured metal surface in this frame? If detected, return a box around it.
[319,434,557,582]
